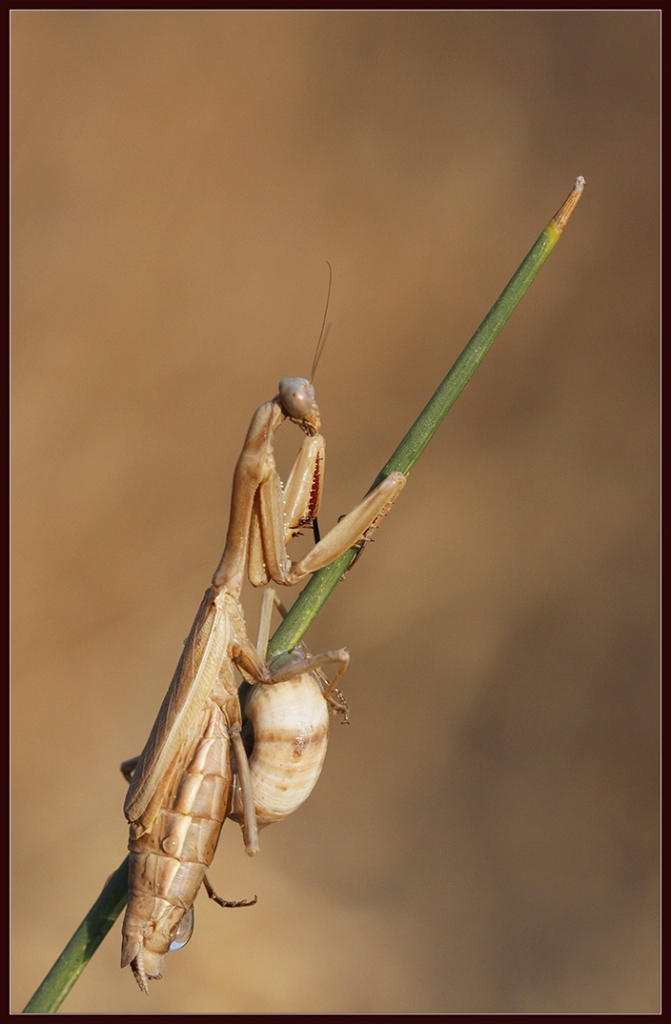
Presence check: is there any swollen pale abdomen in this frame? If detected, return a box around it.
[231,674,329,827]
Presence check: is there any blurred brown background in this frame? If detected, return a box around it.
[11,11,659,1013]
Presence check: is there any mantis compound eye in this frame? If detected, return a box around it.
[278,377,321,433]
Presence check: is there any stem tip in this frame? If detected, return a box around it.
[552,176,586,232]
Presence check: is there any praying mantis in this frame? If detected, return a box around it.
[120,374,406,992]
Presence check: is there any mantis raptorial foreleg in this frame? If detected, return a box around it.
[213,379,405,595]
[121,375,405,993]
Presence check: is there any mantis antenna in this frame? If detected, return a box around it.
[309,260,333,545]
[310,261,333,383]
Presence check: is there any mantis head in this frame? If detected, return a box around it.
[278,377,321,435]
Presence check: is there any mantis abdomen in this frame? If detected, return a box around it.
[231,673,330,828]
[122,698,232,990]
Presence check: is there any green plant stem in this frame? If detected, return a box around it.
[23,857,129,1013]
[23,177,584,1013]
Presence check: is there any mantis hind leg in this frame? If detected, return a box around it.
[203,875,257,909]
[229,721,260,856]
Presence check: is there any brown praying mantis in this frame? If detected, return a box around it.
[120,374,406,992]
